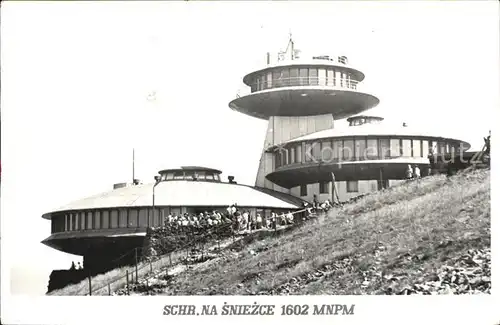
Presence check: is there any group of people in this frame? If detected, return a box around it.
[306,195,334,214]
[406,164,423,180]
[69,261,83,271]
[161,204,301,233]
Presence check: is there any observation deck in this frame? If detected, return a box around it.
[229,59,379,120]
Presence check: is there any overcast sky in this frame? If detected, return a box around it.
[1,1,498,297]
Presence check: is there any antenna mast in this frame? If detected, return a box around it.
[132,148,135,184]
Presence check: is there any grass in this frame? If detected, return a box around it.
[48,247,188,296]
[162,168,490,295]
[49,168,490,296]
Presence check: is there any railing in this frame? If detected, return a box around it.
[238,77,361,96]
[70,208,318,296]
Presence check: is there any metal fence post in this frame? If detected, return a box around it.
[108,283,111,296]
[135,248,139,283]
[126,270,130,295]
[88,275,92,296]
[169,252,172,267]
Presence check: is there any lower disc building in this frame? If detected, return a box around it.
[42,166,304,273]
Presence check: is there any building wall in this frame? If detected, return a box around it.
[255,114,335,192]
[291,179,385,203]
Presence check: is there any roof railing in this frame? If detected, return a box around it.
[235,77,363,97]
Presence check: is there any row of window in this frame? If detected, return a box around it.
[160,171,221,182]
[275,137,461,169]
[249,67,358,93]
[50,206,295,234]
[50,208,161,234]
[298,179,390,197]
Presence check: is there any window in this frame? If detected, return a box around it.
[347,181,358,193]
[402,139,412,157]
[275,152,281,168]
[342,139,354,160]
[206,173,215,180]
[355,138,367,160]
[422,140,429,157]
[138,209,148,227]
[449,143,457,155]
[119,209,127,228]
[299,68,308,86]
[281,149,288,165]
[197,171,206,180]
[295,144,302,163]
[102,210,109,229]
[173,171,184,180]
[153,208,160,227]
[312,142,321,161]
[110,210,119,228]
[80,212,86,230]
[289,68,299,86]
[319,181,329,194]
[94,211,101,229]
[412,139,422,157]
[260,75,266,90]
[377,179,389,190]
[165,172,174,180]
[87,211,93,230]
[390,139,401,157]
[250,79,257,92]
[170,207,181,217]
[267,72,272,89]
[322,141,332,161]
[290,147,296,164]
[273,70,282,88]
[281,69,290,87]
[367,139,378,158]
[430,141,437,154]
[64,214,69,232]
[184,171,194,180]
[305,143,312,162]
[438,142,446,154]
[309,68,318,85]
[300,184,307,196]
[327,69,335,86]
[72,213,78,231]
[318,68,326,86]
[332,140,341,159]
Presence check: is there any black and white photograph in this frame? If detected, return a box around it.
[1,1,498,324]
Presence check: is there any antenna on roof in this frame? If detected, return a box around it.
[132,148,135,184]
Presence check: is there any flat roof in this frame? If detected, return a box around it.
[242,59,366,85]
[42,181,304,219]
[158,166,222,175]
[269,122,471,150]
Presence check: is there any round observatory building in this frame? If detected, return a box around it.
[42,166,304,273]
[229,37,471,202]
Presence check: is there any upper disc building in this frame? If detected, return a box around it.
[229,37,470,202]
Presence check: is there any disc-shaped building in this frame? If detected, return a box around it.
[229,37,470,202]
[42,166,304,272]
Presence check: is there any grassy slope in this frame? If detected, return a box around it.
[164,168,490,295]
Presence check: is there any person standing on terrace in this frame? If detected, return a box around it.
[406,164,413,180]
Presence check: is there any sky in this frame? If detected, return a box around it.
[1,1,498,297]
